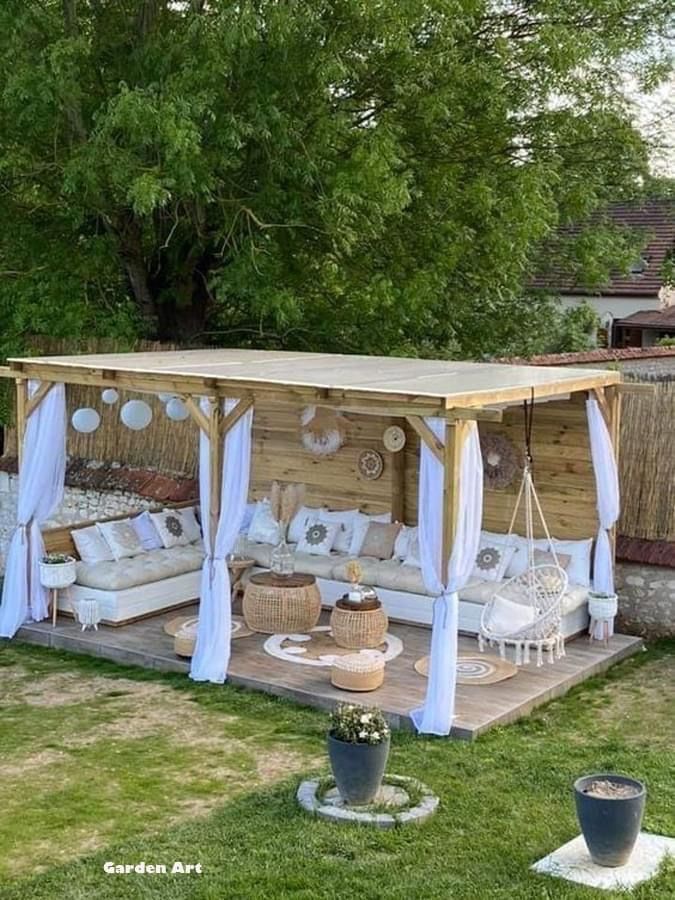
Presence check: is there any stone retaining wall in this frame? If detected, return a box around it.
[615,562,675,639]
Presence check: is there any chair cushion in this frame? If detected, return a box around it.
[239,538,273,568]
[459,577,588,615]
[292,552,341,579]
[75,542,204,590]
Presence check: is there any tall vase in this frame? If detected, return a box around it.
[271,525,294,576]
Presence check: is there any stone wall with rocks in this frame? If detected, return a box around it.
[615,561,675,639]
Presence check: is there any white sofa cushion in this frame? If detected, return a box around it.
[459,577,588,615]
[375,560,429,596]
[75,542,204,591]
[248,500,280,544]
[72,525,114,564]
[532,537,592,587]
[331,556,381,586]
[293,552,341,579]
[318,508,359,554]
[96,518,144,560]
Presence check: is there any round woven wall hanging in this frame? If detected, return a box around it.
[383,425,406,453]
[300,406,349,457]
[358,449,384,480]
[480,432,520,490]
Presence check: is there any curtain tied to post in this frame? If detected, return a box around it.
[411,419,483,736]
[0,381,67,638]
[190,397,253,684]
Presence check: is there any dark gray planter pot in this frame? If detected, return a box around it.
[327,733,390,806]
[574,774,646,867]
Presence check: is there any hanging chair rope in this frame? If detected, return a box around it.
[478,392,567,667]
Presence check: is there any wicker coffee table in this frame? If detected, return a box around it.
[243,572,321,634]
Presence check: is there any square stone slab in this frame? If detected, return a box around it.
[532,833,675,890]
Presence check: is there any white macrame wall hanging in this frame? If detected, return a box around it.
[300,406,349,457]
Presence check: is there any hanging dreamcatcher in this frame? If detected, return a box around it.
[300,406,349,457]
[479,393,568,667]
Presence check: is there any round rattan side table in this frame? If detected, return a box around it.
[330,596,388,649]
[243,572,321,634]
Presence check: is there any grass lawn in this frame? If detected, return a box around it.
[0,639,673,899]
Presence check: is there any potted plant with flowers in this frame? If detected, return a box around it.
[327,703,390,805]
[39,552,77,589]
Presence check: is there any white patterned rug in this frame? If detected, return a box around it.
[263,625,404,668]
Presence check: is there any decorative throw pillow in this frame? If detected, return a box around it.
[532,548,572,571]
[247,499,280,545]
[319,508,359,554]
[96,518,144,560]
[71,525,115,564]
[239,501,257,535]
[360,522,402,560]
[472,540,516,582]
[393,525,416,561]
[131,511,163,551]
[349,512,391,556]
[149,509,192,549]
[403,534,421,568]
[487,594,536,634]
[171,506,201,543]
[532,537,592,587]
[296,519,340,556]
[288,505,324,544]
[480,530,527,578]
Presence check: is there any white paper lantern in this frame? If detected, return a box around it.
[120,399,153,430]
[165,397,189,422]
[157,392,174,403]
[71,408,101,433]
[101,388,119,405]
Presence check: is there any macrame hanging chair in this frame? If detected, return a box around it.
[478,396,568,667]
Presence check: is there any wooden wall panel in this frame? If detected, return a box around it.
[250,396,597,543]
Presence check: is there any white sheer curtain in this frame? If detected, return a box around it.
[190,397,253,683]
[411,420,483,736]
[0,381,67,637]
[586,396,620,637]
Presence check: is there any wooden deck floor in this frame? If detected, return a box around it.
[16,609,642,740]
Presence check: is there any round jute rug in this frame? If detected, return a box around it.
[264,625,403,668]
[163,614,254,640]
[414,654,517,685]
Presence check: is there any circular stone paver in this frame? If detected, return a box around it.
[296,774,438,828]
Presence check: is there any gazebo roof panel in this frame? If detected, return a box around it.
[8,348,621,405]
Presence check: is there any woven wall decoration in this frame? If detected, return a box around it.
[383,425,406,453]
[300,405,349,456]
[358,448,384,480]
[480,431,521,490]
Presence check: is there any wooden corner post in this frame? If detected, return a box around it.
[15,378,28,469]
[442,421,470,574]
[207,399,223,555]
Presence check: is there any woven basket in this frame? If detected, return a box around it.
[331,653,385,692]
[174,628,196,658]
[243,574,321,634]
[330,602,388,649]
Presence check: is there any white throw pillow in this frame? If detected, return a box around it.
[247,499,280,545]
[131,511,163,551]
[72,525,115,564]
[319,508,359,554]
[480,530,527,577]
[403,533,421,568]
[532,537,592,587]
[349,512,391,556]
[96,518,144,560]
[149,509,193,549]
[472,539,516,582]
[487,594,536,634]
[287,505,324,544]
[239,501,256,534]
[296,518,340,556]
[170,506,201,543]
[394,525,417,561]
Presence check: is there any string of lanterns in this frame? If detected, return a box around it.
[70,391,190,433]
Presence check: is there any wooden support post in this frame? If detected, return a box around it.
[441,421,470,573]
[221,395,254,437]
[207,399,223,554]
[15,378,28,468]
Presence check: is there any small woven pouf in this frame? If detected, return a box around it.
[243,572,321,634]
[331,653,385,692]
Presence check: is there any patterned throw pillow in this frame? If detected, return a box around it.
[96,518,144,560]
[172,506,201,543]
[71,525,115,564]
[472,541,516,582]
[288,505,325,544]
[149,510,192,549]
[359,522,402,560]
[296,519,340,556]
[318,508,360,554]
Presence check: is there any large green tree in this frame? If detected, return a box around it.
[0,1,672,358]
